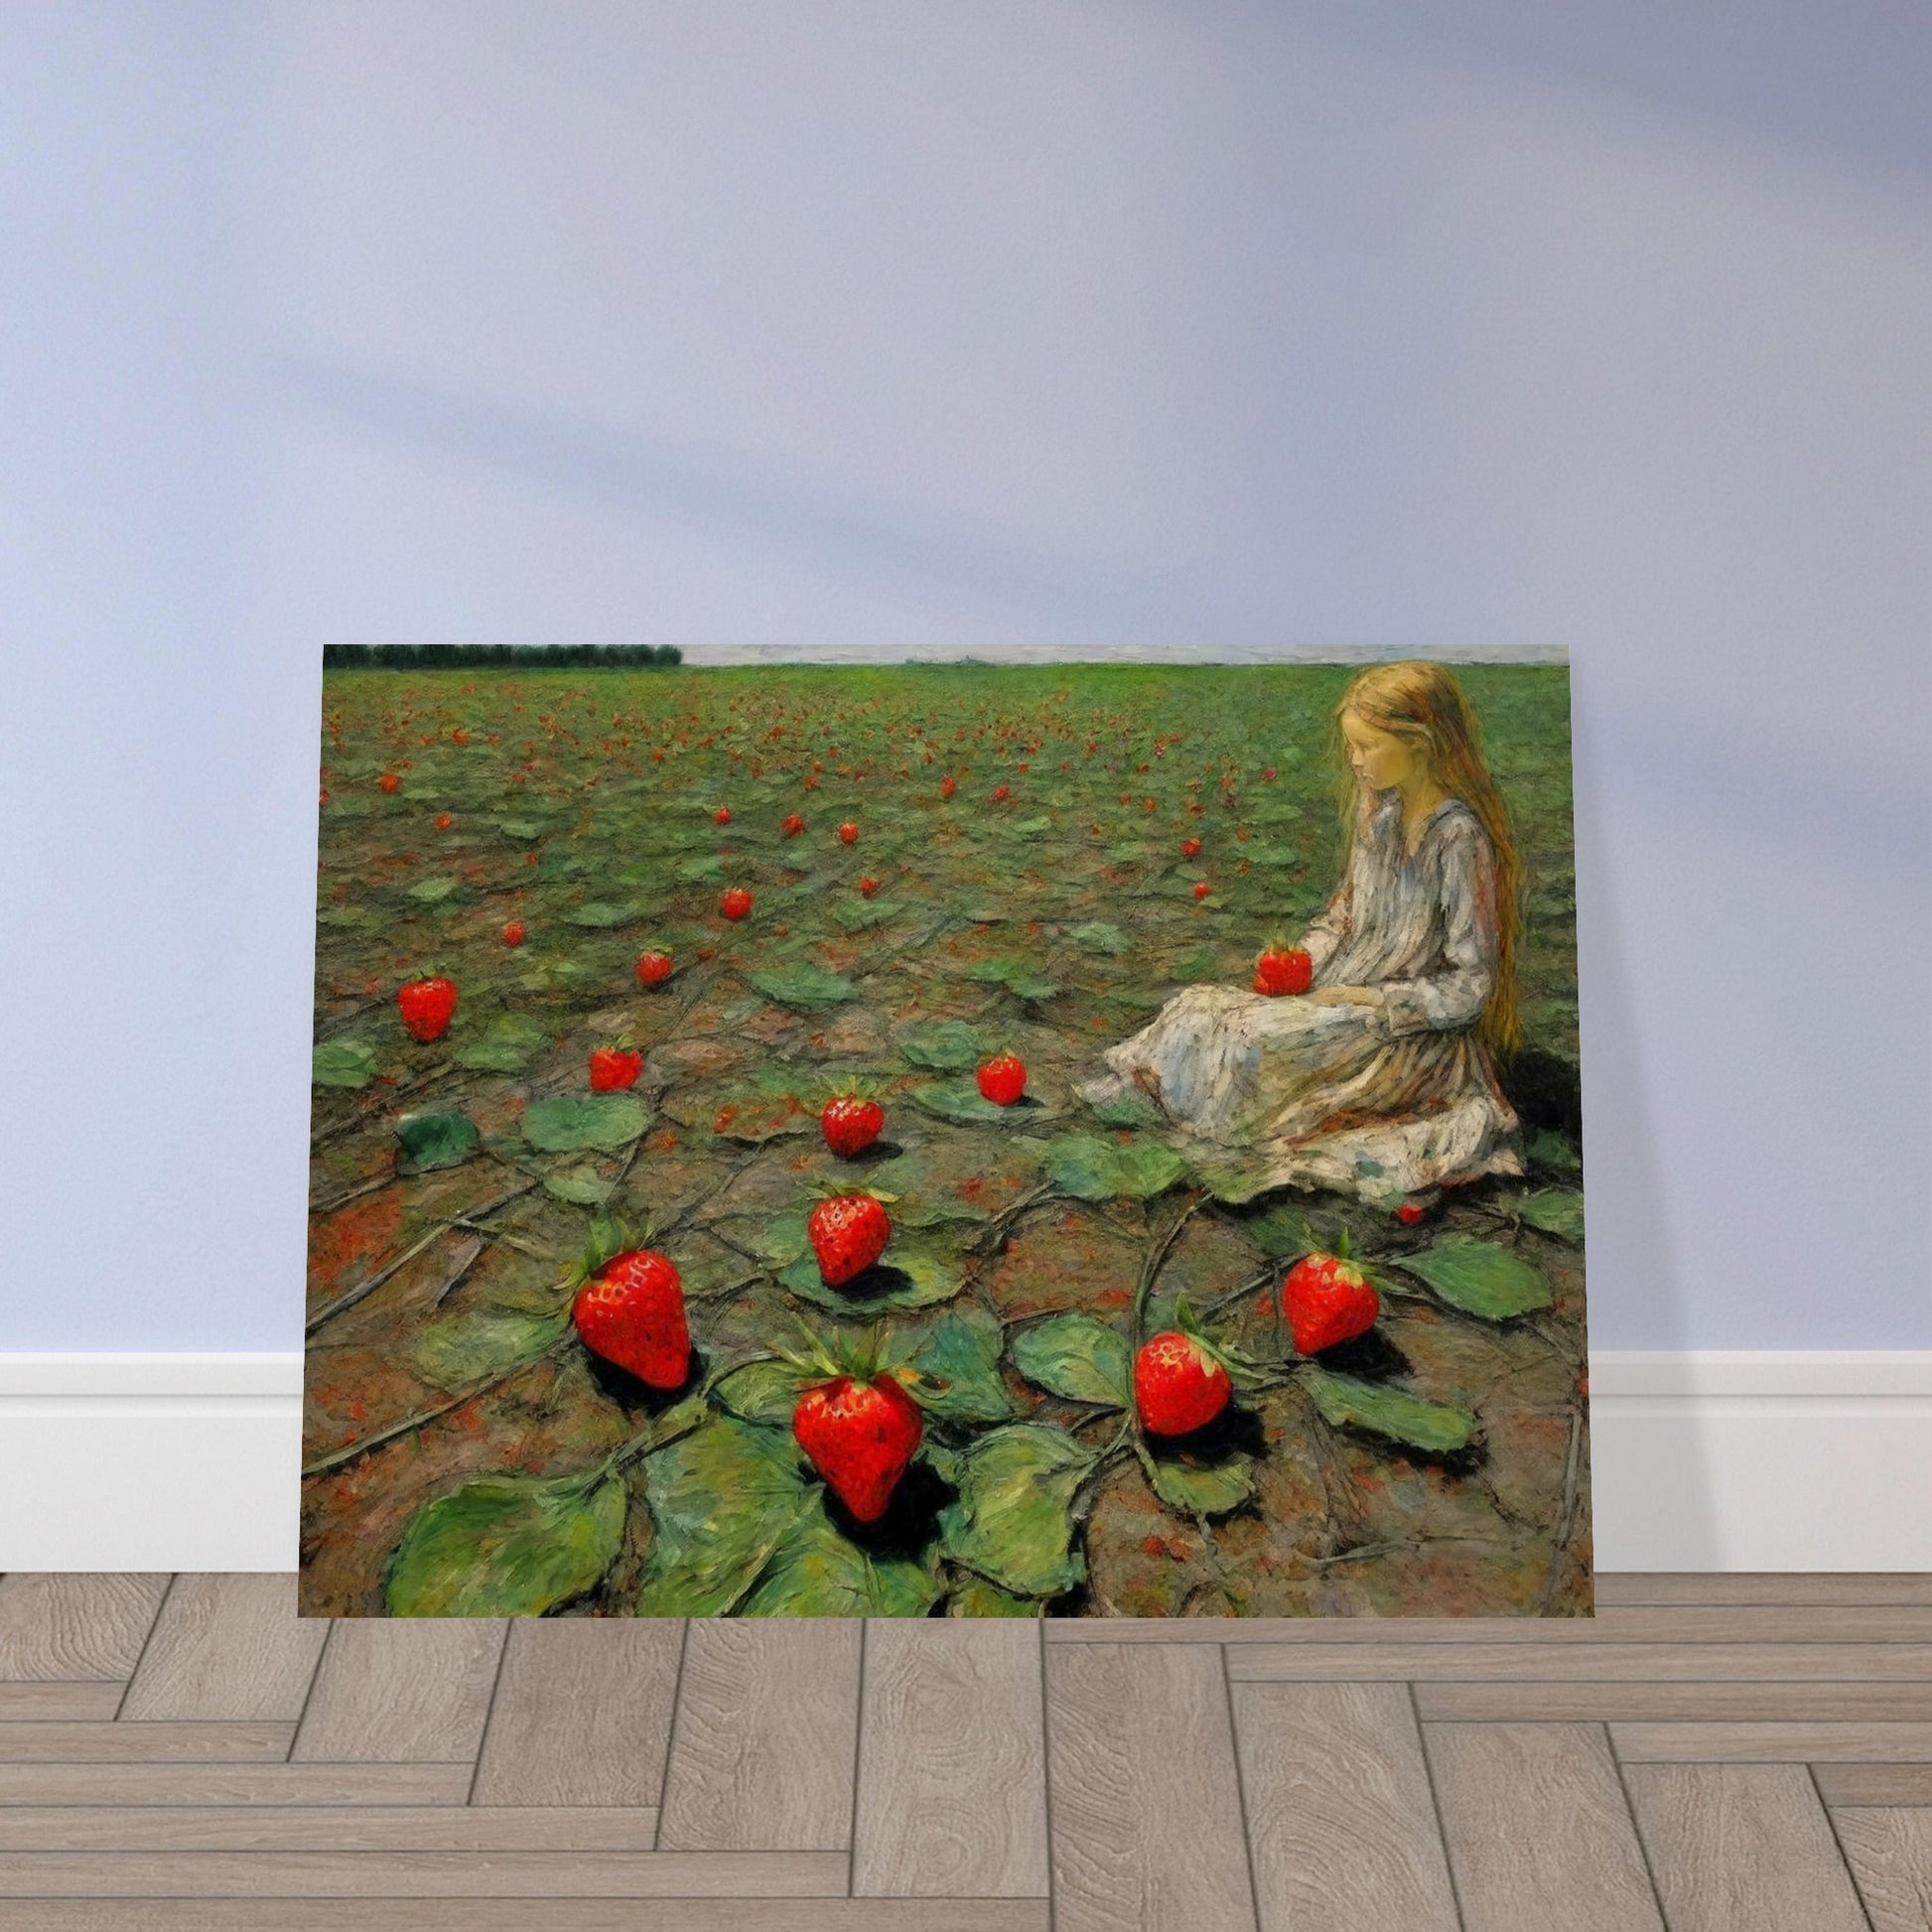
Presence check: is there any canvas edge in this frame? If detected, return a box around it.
[3,1351,1927,1575]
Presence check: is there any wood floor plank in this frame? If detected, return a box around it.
[470,1616,682,1807]
[1598,1573,1932,1607]
[1419,1679,1932,1722]
[1229,1641,1932,1682]
[0,1686,122,1722]
[1612,1721,1932,1763]
[1425,1722,1664,1931]
[0,1577,170,1681]
[0,1902,1050,1931]
[1044,1642,1257,1932]
[0,1849,845,1897]
[1813,1762,1932,1806]
[1232,1681,1458,1932]
[0,1762,473,1806]
[0,1806,659,1851]
[0,1723,292,1762]
[656,1619,861,1852]
[291,1620,505,1763]
[1831,1806,1932,1932]
[119,1575,326,1723]
[1047,1606,1932,1643]
[853,1618,1048,1898]
[1623,1764,1869,1932]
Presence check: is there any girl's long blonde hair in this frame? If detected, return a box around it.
[1330,661,1527,1056]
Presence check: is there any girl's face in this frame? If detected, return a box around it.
[1341,709,1425,791]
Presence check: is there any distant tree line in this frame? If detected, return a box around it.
[321,644,684,669]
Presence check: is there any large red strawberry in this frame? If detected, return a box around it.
[1254,942,1312,996]
[821,1093,885,1158]
[793,1373,922,1522]
[1282,1251,1380,1354]
[977,1052,1027,1105]
[1134,1331,1232,1437]
[635,948,674,986]
[396,975,457,1041]
[807,1193,891,1285]
[589,1045,642,1092]
[720,887,754,921]
[572,1249,689,1388]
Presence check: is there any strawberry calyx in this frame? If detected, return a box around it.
[565,1208,656,1290]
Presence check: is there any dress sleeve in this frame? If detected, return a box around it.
[1298,879,1351,974]
[1369,818,1498,1039]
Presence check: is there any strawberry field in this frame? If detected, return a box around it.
[305,660,1587,1617]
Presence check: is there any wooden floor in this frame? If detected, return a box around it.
[0,1576,1927,1929]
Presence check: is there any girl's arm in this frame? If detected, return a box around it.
[1370,818,1499,1038]
[1299,879,1352,974]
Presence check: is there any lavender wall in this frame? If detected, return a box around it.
[2,2,1926,1350]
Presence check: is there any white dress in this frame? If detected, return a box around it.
[1071,788,1526,1207]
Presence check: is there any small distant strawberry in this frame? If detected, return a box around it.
[793,1373,922,1522]
[714,806,732,825]
[993,783,1010,801]
[396,975,457,1041]
[378,772,400,793]
[1394,1200,1427,1226]
[807,1192,891,1286]
[572,1247,689,1389]
[1282,1248,1379,1354]
[821,1093,885,1158]
[781,813,805,838]
[1254,942,1312,997]
[502,919,525,947]
[435,813,453,830]
[721,887,754,921]
[1192,881,1210,899]
[451,728,469,746]
[1263,765,1277,780]
[940,775,957,799]
[319,789,331,807]
[635,948,674,986]
[976,1052,1027,1106]
[1180,837,1201,858]
[589,1045,642,1092]
[1134,1331,1232,1437]
[859,876,880,897]
[838,820,859,844]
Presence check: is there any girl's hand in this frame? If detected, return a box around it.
[1308,986,1384,1008]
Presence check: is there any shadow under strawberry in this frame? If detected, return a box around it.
[812,1259,926,1308]
[810,1455,959,1565]
[582,1338,710,1414]
[1305,1326,1411,1381]
[836,1138,906,1169]
[1142,1400,1269,1467]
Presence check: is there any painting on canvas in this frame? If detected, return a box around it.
[303,648,1587,1617]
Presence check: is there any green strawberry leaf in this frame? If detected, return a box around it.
[832,897,900,933]
[312,1039,378,1089]
[566,900,642,928]
[738,1507,943,1617]
[543,1164,615,1206]
[946,1575,1044,1617]
[1187,1158,1274,1205]
[1301,1366,1475,1453]
[1517,1188,1585,1245]
[745,962,856,1006]
[778,1239,967,1313]
[632,1417,812,1616]
[1143,1447,1257,1517]
[1065,921,1132,954]
[316,905,374,929]
[905,1080,1055,1125]
[879,1307,1014,1423]
[1009,1312,1132,1408]
[456,1014,552,1073]
[1391,1233,1553,1319]
[384,1467,623,1616]
[712,1357,821,1428]
[495,818,544,841]
[406,876,460,903]
[394,1110,481,1172]
[521,1093,649,1154]
[936,1423,1097,1598]
[1247,1203,1318,1260]
[413,1309,569,1391]
[1035,1133,1187,1202]
[674,853,725,882]
[897,1021,989,1071]
[1083,1087,1164,1130]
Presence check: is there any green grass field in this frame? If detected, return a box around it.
[306,661,1587,1618]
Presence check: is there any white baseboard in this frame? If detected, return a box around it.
[3,1351,1928,1575]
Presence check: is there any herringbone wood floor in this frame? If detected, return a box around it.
[0,1574,1927,1929]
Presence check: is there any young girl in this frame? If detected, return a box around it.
[1071,660,1530,1209]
